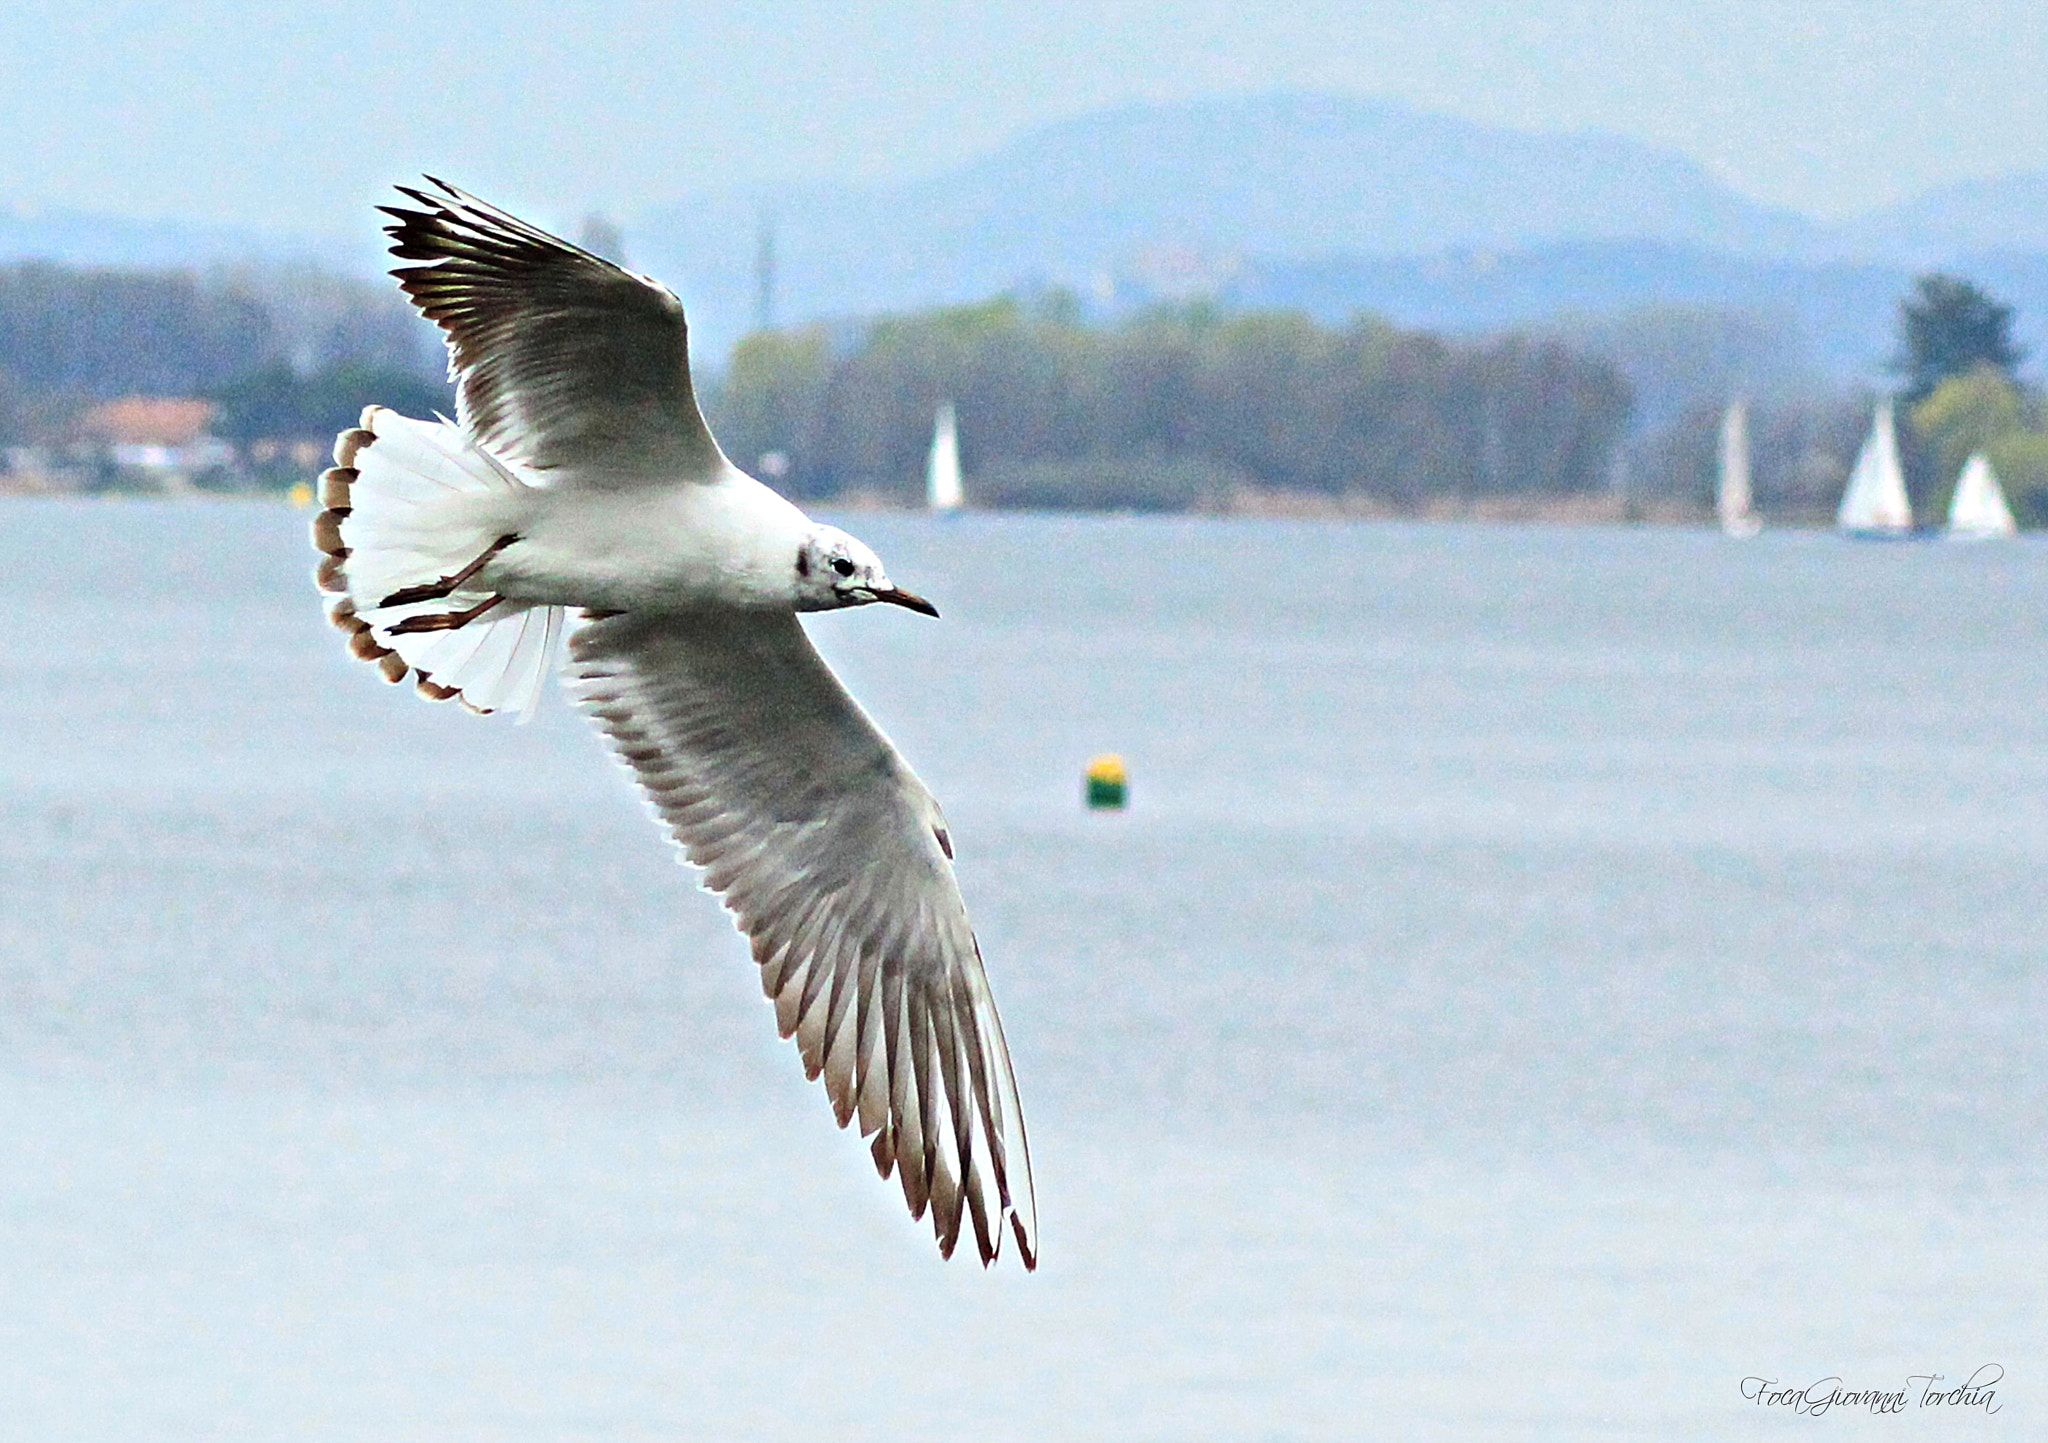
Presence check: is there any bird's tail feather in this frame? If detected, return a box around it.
[311,406,563,718]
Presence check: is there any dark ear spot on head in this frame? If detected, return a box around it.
[795,548,810,578]
[932,824,953,859]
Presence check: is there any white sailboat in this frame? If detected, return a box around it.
[925,402,964,514]
[1717,400,1761,536]
[1945,452,2017,539]
[1836,402,1913,536]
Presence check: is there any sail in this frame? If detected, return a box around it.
[925,402,964,512]
[1946,452,2018,538]
[1717,401,1759,535]
[1837,402,1912,535]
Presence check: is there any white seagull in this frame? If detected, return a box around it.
[311,179,1036,1268]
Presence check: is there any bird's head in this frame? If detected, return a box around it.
[794,525,939,616]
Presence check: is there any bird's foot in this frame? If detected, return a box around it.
[378,534,518,608]
[387,593,505,634]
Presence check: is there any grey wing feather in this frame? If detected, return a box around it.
[568,609,1038,1268]
[381,177,722,481]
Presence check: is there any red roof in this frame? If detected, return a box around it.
[79,396,218,447]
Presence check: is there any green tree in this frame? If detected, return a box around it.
[1894,274,2024,402]
[702,299,1630,510]
[1905,364,2048,526]
[1985,430,2048,526]
[1910,365,2027,493]
[708,327,836,495]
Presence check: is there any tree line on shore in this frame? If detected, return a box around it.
[0,262,1638,507]
[706,299,1634,510]
[0,253,2036,524]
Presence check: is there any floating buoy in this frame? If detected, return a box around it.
[287,480,314,508]
[1085,753,1127,810]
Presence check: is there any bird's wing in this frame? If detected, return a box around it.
[568,609,1038,1268]
[381,177,723,484]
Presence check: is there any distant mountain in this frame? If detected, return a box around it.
[626,96,2045,367]
[1834,173,2048,262]
[853,91,1819,260]
[631,92,1825,355]
[1239,241,1912,375]
[1238,241,2048,401]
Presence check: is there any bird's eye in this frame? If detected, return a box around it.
[832,557,856,578]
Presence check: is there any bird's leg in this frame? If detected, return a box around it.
[386,593,506,634]
[378,534,519,609]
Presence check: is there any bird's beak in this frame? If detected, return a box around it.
[873,586,940,617]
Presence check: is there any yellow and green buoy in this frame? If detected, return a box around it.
[1085,753,1127,810]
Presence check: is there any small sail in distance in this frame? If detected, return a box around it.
[1717,400,1760,536]
[926,402,965,513]
[1837,402,1913,536]
[1946,452,2018,539]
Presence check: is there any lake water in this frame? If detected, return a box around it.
[1,500,2041,1440]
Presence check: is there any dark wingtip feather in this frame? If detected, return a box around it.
[1013,1213,1037,1270]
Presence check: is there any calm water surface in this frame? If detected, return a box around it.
[1,501,2042,1440]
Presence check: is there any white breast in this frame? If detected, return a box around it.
[493,469,813,612]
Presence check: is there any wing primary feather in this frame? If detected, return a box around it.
[908,989,942,1227]
[793,937,841,1078]
[819,947,865,1105]
[773,954,811,1039]
[936,991,988,1229]
[853,948,889,1135]
[821,967,863,1127]
[927,996,975,1259]
[890,968,929,1218]
[943,996,999,1264]
[952,988,1004,1172]
[925,1033,963,1259]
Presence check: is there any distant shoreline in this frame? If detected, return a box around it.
[831,484,1757,526]
[0,488,1860,528]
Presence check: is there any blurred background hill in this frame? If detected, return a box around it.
[11,95,2048,366]
[1,92,2042,517]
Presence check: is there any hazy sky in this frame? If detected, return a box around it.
[3,0,2043,235]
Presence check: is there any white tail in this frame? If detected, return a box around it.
[311,407,565,718]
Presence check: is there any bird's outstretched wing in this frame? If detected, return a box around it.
[568,609,1038,1268]
[381,177,723,483]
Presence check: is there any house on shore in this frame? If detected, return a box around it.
[76,396,235,492]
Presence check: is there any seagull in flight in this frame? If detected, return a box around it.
[310,179,1036,1268]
